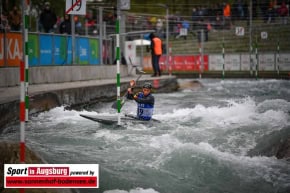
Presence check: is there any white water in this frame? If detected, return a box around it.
[1,79,290,193]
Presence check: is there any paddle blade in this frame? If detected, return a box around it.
[111,98,126,109]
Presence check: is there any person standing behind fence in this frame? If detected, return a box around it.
[8,6,21,31]
[149,33,162,77]
[278,1,288,24]
[223,2,232,29]
[59,14,71,34]
[39,2,57,33]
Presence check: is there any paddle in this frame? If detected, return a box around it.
[111,72,144,109]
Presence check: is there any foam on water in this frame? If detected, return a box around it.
[3,79,290,193]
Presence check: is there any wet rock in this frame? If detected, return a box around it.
[178,80,203,90]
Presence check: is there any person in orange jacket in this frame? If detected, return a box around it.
[223,2,232,29]
[149,33,162,77]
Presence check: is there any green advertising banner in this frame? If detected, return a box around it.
[54,36,70,65]
[89,38,99,65]
[28,34,39,66]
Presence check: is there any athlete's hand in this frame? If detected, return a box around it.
[128,88,133,94]
[133,94,138,99]
[130,80,136,87]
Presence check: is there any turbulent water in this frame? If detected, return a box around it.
[2,79,290,193]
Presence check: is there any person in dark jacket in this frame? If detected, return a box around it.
[39,2,57,33]
[59,14,71,34]
[127,82,155,121]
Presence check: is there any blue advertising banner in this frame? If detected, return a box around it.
[39,34,53,65]
[66,37,72,65]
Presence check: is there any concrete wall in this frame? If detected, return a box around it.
[0,65,128,87]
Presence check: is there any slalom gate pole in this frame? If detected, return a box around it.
[222,39,225,79]
[20,0,30,164]
[276,39,280,76]
[169,43,172,76]
[24,2,29,122]
[255,36,258,80]
[116,0,121,125]
[20,1,29,192]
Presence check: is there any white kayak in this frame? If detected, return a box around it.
[80,114,161,125]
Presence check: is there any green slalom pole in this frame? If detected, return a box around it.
[116,1,121,125]
[276,39,280,76]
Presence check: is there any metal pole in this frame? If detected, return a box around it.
[166,7,169,73]
[140,34,143,68]
[99,7,103,65]
[104,21,107,64]
[71,14,76,64]
[249,0,253,76]
[116,0,121,125]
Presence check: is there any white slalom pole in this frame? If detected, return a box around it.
[255,36,258,80]
[24,2,29,122]
[222,39,225,79]
[276,39,280,76]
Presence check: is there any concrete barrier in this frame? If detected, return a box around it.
[0,65,128,87]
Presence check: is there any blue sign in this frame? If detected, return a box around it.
[39,35,53,65]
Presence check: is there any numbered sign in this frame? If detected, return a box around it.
[261,31,268,39]
[66,0,86,15]
[120,0,131,10]
[235,26,244,36]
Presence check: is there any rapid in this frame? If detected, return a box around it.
[1,79,290,193]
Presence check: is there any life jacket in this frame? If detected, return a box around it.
[152,37,162,55]
[136,93,154,120]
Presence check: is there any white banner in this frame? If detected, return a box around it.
[277,53,290,70]
[209,54,223,70]
[259,54,275,71]
[241,54,256,71]
[4,164,99,188]
[225,54,240,71]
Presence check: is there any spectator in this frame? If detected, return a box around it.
[0,13,10,32]
[39,2,57,33]
[59,14,71,34]
[223,2,232,29]
[156,18,163,35]
[8,6,21,31]
[85,10,96,35]
[233,0,244,20]
[277,1,288,24]
[74,16,82,35]
[149,33,162,77]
